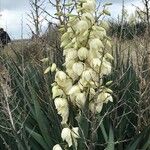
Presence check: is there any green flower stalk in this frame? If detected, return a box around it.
[49,0,113,149]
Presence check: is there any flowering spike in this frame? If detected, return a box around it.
[50,0,113,148]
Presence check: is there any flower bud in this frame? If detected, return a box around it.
[40,57,49,63]
[103,9,111,16]
[106,40,112,48]
[61,32,69,42]
[104,53,114,60]
[44,66,51,74]
[51,63,57,72]
[61,39,70,48]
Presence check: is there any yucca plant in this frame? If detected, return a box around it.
[46,0,117,149]
[0,0,150,150]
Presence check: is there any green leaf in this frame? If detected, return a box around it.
[64,2,73,7]
[104,3,112,6]
[106,124,114,150]
[126,137,141,150]
[26,126,49,150]
[126,126,150,150]
[30,87,53,149]
[100,121,108,143]
[54,12,62,16]
[77,90,90,149]
[141,134,150,150]
[103,9,111,16]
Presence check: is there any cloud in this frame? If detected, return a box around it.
[0,0,29,11]
[0,9,29,39]
[103,0,138,4]
[0,0,143,39]
[107,0,143,19]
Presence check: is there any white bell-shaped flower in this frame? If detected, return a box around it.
[81,12,95,26]
[55,71,67,86]
[77,31,89,44]
[97,92,113,103]
[66,68,79,81]
[78,47,88,60]
[78,78,88,89]
[90,31,106,40]
[92,58,101,67]
[91,58,102,72]
[101,59,112,75]
[82,69,93,82]
[84,68,99,82]
[52,144,63,150]
[96,103,103,113]
[89,88,96,99]
[55,71,67,81]
[89,38,104,51]
[72,62,84,76]
[76,20,89,34]
[40,57,49,63]
[65,59,76,69]
[89,101,103,113]
[61,127,79,148]
[82,0,96,13]
[68,85,81,96]
[62,79,73,94]
[76,92,86,108]
[87,49,101,64]
[52,85,64,99]
[91,26,106,39]
[54,98,69,124]
[65,49,78,62]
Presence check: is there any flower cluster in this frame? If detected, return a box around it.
[51,0,113,149]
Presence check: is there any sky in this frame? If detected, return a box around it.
[0,0,143,39]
